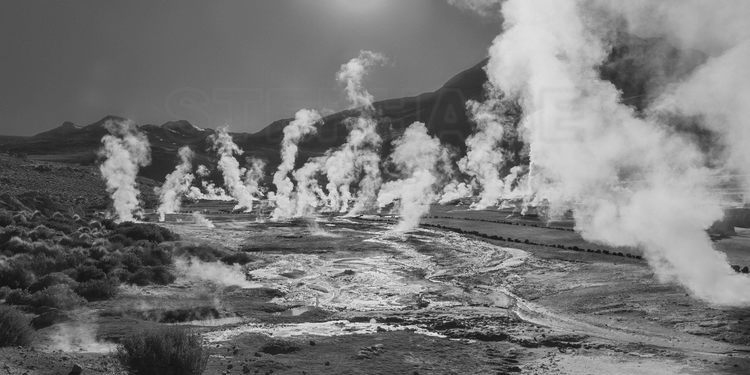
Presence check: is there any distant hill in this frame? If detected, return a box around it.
[0,59,489,181]
[0,35,703,182]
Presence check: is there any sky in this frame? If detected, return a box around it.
[0,0,499,136]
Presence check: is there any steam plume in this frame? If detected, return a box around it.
[378,122,450,233]
[482,0,750,305]
[156,146,195,221]
[98,120,151,223]
[272,109,322,220]
[244,157,267,200]
[293,157,326,217]
[322,51,387,214]
[210,127,256,212]
[442,98,508,209]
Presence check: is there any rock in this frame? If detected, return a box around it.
[356,344,384,359]
[743,266,749,274]
[68,364,83,375]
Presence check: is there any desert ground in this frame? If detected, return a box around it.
[2,155,750,375]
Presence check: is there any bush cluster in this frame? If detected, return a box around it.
[0,305,33,347]
[0,202,181,309]
[115,326,208,375]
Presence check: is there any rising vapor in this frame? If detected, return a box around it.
[210,127,257,212]
[156,146,195,222]
[98,120,151,223]
[321,51,387,215]
[378,122,451,233]
[474,0,750,305]
[272,109,321,220]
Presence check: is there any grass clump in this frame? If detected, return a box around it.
[0,305,33,347]
[115,326,208,375]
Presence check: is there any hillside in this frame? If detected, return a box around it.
[0,36,701,182]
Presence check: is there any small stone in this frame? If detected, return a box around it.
[68,364,83,375]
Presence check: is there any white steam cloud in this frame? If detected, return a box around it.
[479,0,750,305]
[442,98,509,209]
[98,120,151,223]
[321,50,387,215]
[378,122,451,233]
[156,146,195,221]
[210,127,258,212]
[272,109,322,220]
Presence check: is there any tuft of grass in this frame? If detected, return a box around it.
[0,305,33,347]
[115,326,208,375]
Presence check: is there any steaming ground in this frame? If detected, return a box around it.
[3,200,750,374]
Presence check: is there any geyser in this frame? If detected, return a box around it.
[476,0,750,305]
[272,109,322,220]
[378,122,451,233]
[156,146,195,221]
[209,127,258,212]
[98,119,151,223]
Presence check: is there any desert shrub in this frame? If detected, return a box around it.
[174,244,226,262]
[30,284,85,310]
[0,226,29,245]
[5,289,31,305]
[0,305,33,347]
[73,264,106,282]
[4,236,33,254]
[88,246,108,261]
[120,252,143,273]
[109,233,134,246]
[0,265,35,289]
[137,245,172,267]
[113,223,178,244]
[100,219,117,231]
[28,272,78,293]
[75,278,119,301]
[128,266,175,286]
[115,326,208,375]
[28,225,56,241]
[59,235,90,248]
[0,286,11,299]
[109,267,133,283]
[0,210,12,227]
[221,252,256,265]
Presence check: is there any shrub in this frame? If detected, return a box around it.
[221,252,256,265]
[113,223,179,243]
[174,244,226,262]
[5,289,31,305]
[0,265,35,289]
[0,210,12,227]
[0,305,33,347]
[0,286,11,299]
[28,272,78,293]
[30,284,85,310]
[115,326,208,375]
[75,278,119,301]
[28,225,57,241]
[73,264,107,282]
[4,236,33,254]
[128,266,175,286]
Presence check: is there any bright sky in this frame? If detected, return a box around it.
[0,0,499,135]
